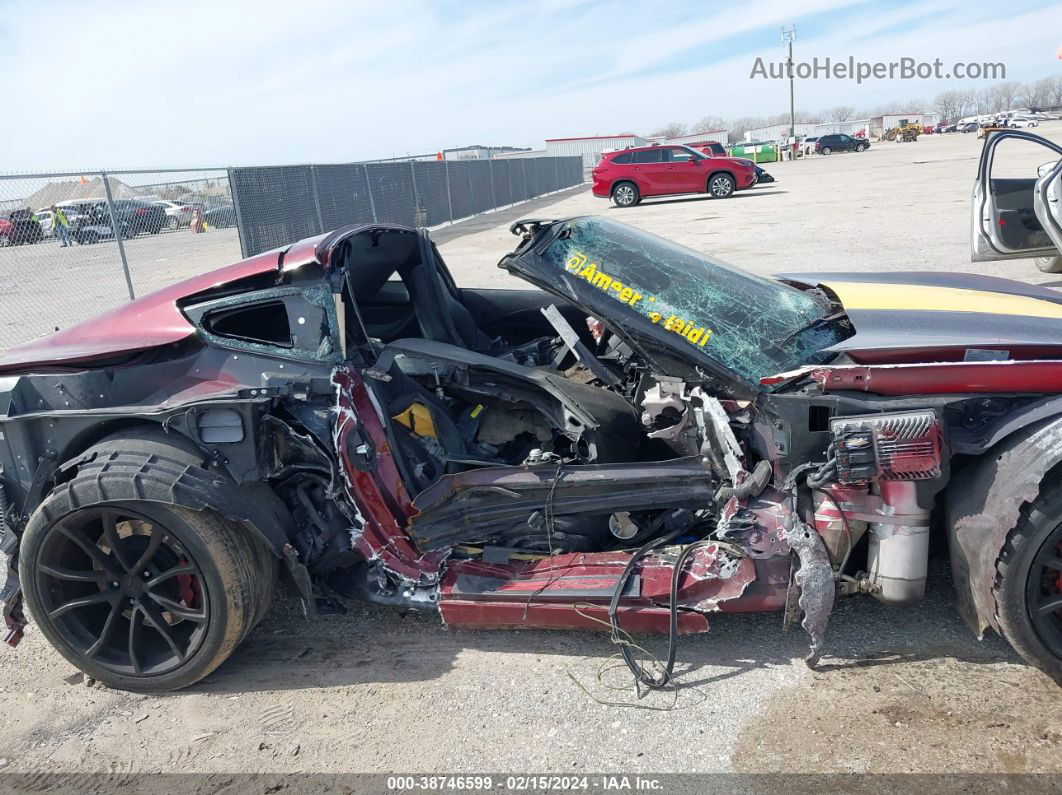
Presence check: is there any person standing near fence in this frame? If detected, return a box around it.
[52,205,71,247]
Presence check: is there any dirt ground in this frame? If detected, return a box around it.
[1,125,1062,780]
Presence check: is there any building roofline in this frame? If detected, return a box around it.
[545,135,642,142]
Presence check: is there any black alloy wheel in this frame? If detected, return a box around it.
[30,506,209,678]
[1026,522,1062,661]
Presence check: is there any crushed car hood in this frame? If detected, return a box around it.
[779,271,1062,357]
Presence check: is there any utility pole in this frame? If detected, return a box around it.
[782,24,797,140]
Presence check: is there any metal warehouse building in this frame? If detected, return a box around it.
[743,123,817,142]
[545,135,649,177]
[660,129,731,146]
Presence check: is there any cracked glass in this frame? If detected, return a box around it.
[538,217,845,382]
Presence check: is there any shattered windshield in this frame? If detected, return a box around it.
[537,217,845,383]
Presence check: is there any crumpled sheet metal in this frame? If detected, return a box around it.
[680,548,756,613]
[784,519,835,668]
[947,416,1062,636]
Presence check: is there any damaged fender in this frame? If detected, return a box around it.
[947,416,1062,636]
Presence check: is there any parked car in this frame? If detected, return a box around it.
[592,144,756,206]
[57,199,163,241]
[1010,118,1040,129]
[4,141,1062,690]
[815,133,870,154]
[58,201,128,245]
[972,129,1062,274]
[203,205,237,228]
[800,136,819,155]
[692,145,764,184]
[113,199,166,235]
[960,122,980,133]
[153,200,203,230]
[33,209,55,238]
[0,210,44,246]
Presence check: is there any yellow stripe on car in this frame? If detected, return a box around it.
[823,282,1062,320]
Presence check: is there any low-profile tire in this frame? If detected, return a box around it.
[708,172,735,199]
[1035,255,1062,274]
[21,500,264,693]
[993,479,1062,679]
[611,181,640,207]
[19,436,274,692]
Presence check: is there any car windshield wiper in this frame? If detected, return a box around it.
[776,311,847,347]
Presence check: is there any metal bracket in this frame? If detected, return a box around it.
[539,305,620,387]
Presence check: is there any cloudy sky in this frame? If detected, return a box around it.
[2,0,1061,170]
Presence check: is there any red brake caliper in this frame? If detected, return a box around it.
[1056,543,1062,593]
[176,559,197,608]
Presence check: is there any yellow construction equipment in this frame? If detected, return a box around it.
[883,122,923,142]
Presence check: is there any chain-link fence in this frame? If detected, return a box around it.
[0,156,583,352]
[0,169,239,351]
[230,156,583,257]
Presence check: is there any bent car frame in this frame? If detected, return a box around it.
[1,132,1062,692]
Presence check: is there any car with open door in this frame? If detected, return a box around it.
[2,206,1062,691]
[970,129,1062,272]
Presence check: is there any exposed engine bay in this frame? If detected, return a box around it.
[5,210,1059,696]
[346,301,946,617]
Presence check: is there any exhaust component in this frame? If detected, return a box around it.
[867,481,930,606]
[811,485,868,566]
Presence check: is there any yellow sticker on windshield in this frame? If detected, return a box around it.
[564,252,713,348]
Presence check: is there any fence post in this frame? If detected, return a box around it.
[409,160,423,228]
[228,168,248,258]
[487,157,497,210]
[363,164,378,223]
[309,165,325,234]
[101,170,136,300]
[444,158,454,222]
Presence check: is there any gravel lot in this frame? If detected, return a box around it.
[1,126,1061,780]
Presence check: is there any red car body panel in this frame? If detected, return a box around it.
[805,360,1062,395]
[592,146,755,200]
[332,364,779,631]
[0,237,335,375]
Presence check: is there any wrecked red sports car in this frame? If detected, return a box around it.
[1,149,1062,690]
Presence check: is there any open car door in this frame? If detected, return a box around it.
[1034,153,1062,254]
[971,129,1062,262]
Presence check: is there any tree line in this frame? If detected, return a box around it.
[648,74,1062,142]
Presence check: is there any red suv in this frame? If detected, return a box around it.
[592,144,756,207]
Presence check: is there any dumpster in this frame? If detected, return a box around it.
[729,141,780,163]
